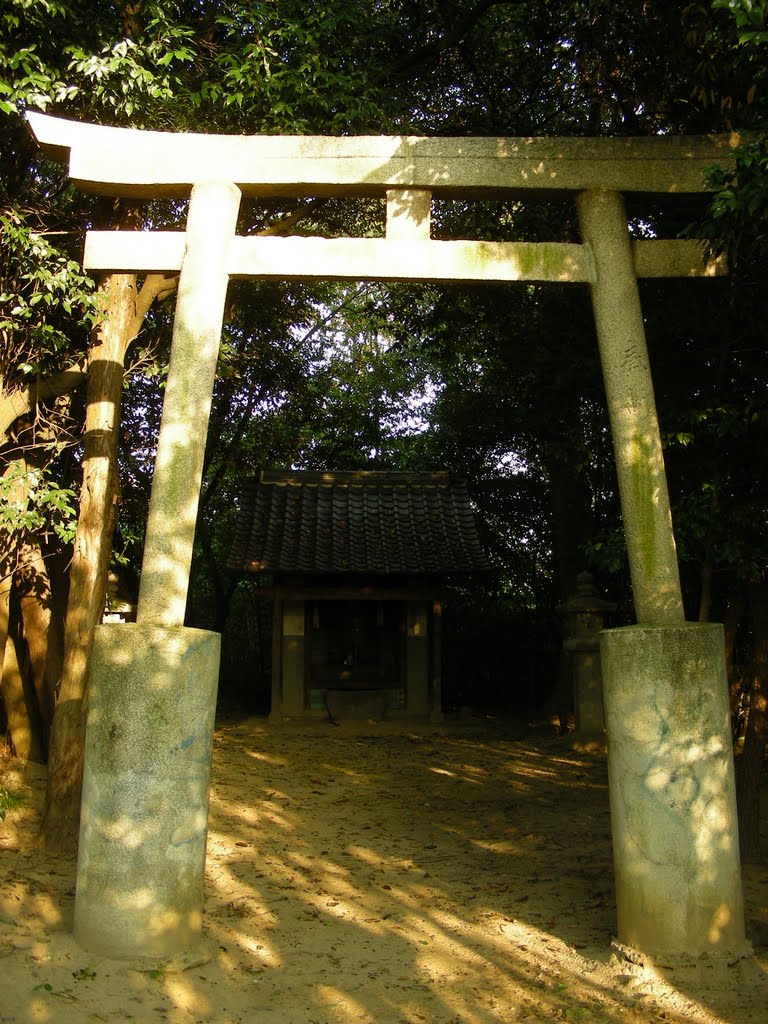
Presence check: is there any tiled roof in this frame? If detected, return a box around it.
[227,470,491,575]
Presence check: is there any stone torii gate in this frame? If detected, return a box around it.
[27,113,750,967]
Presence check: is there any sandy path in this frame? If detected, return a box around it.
[1,717,766,1024]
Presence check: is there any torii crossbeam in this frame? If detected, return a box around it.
[27,113,750,970]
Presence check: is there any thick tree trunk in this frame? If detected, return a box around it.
[2,550,46,761]
[39,272,136,850]
[737,581,768,863]
[0,460,50,758]
[1,633,45,762]
[0,552,12,725]
[16,535,59,751]
[0,460,26,676]
[39,269,175,850]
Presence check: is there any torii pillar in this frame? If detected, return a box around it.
[75,181,242,959]
[577,190,748,964]
[25,112,749,966]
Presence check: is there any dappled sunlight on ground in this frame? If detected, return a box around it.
[0,718,766,1023]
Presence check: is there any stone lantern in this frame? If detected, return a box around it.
[562,572,616,737]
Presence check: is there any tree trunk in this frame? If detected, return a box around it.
[1,554,46,762]
[0,549,13,730]
[16,535,59,751]
[0,459,48,757]
[737,581,768,863]
[1,633,45,762]
[39,272,137,850]
[39,268,175,850]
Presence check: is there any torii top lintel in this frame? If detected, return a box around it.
[26,111,737,200]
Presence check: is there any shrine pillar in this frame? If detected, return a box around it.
[576,190,748,963]
[601,622,747,960]
[75,180,241,958]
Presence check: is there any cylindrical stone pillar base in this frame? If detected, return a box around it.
[601,623,749,959]
[74,623,220,959]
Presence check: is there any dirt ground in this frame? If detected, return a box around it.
[1,715,766,1024]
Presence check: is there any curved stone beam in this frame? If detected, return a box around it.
[26,111,738,200]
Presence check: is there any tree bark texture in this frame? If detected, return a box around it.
[1,547,46,762]
[1,633,45,763]
[40,272,136,850]
[40,270,175,850]
[0,527,13,744]
[17,535,60,751]
[0,460,49,758]
[0,459,25,678]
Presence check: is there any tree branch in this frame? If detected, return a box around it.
[258,199,327,237]
[130,272,179,338]
[1,361,87,442]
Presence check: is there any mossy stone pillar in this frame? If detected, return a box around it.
[75,180,241,959]
[75,624,220,958]
[137,179,242,626]
[576,189,684,626]
[601,623,748,959]
[577,191,747,961]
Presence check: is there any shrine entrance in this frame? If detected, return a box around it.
[27,112,750,967]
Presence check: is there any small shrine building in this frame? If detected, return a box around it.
[227,470,491,722]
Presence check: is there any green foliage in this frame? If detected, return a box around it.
[700,133,768,270]
[193,4,390,132]
[0,0,72,115]
[66,33,196,123]
[0,211,94,551]
[2,0,768,688]
[1,0,394,131]
[667,2,768,608]
[0,209,98,380]
[0,462,78,544]
[713,0,768,45]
